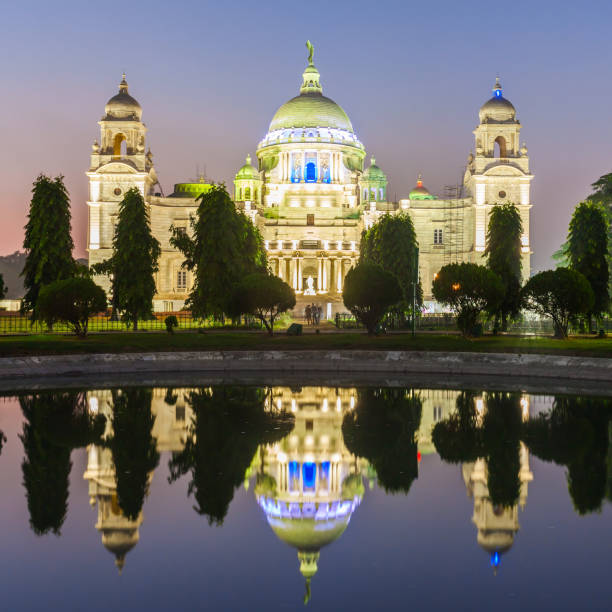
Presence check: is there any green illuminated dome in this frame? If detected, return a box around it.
[409,175,436,200]
[236,154,259,179]
[362,157,386,180]
[269,93,354,133]
[268,50,354,133]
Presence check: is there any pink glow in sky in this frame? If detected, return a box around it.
[1,0,611,273]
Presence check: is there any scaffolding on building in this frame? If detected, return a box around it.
[443,183,465,266]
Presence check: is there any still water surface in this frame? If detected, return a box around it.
[0,385,610,611]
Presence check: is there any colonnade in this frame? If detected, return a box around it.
[268,255,356,294]
[278,151,344,183]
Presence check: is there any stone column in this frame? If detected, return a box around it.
[297,257,303,291]
[324,258,330,291]
[290,258,297,289]
[317,258,322,291]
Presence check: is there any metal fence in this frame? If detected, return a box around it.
[0,310,264,336]
[334,312,612,336]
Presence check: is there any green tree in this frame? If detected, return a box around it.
[432,262,503,337]
[433,391,523,508]
[342,263,402,334]
[521,268,594,338]
[342,388,422,493]
[360,213,422,316]
[485,203,523,331]
[109,389,159,520]
[37,277,107,336]
[170,185,267,320]
[0,274,6,299]
[587,172,612,296]
[19,392,105,535]
[523,395,611,514]
[22,175,75,319]
[229,273,295,335]
[94,188,160,330]
[168,387,292,525]
[567,201,610,329]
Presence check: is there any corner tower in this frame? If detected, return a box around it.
[87,75,157,291]
[464,78,533,279]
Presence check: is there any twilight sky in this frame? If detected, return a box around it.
[1,0,611,271]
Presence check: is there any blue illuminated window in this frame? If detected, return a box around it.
[305,162,317,183]
[303,462,316,492]
[319,461,330,490]
[289,461,300,491]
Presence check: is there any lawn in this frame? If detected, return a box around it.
[0,330,611,358]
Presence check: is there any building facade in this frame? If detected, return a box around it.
[87,50,533,314]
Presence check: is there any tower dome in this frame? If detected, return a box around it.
[409,174,436,200]
[362,157,386,181]
[236,154,259,179]
[479,78,516,123]
[104,74,142,121]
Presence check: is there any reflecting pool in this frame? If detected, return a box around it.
[0,385,610,611]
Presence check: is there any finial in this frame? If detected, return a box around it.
[119,73,128,93]
[493,76,502,97]
[246,153,252,165]
[306,40,314,65]
[370,156,376,166]
[417,173,423,187]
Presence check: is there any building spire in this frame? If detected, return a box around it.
[493,76,502,98]
[306,40,314,65]
[119,73,128,93]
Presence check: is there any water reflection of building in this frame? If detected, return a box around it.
[254,387,365,603]
[83,389,192,571]
[465,395,533,572]
[462,443,533,572]
[417,389,460,455]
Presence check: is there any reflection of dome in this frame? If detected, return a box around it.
[101,527,139,572]
[477,530,514,554]
[104,74,142,121]
[409,175,436,200]
[479,78,516,123]
[236,154,259,179]
[270,93,354,132]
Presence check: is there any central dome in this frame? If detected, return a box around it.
[269,93,354,133]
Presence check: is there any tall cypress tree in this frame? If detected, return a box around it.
[567,201,610,328]
[170,184,267,319]
[0,274,6,299]
[485,203,523,331]
[96,188,160,329]
[22,175,75,318]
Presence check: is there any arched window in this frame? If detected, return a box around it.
[494,135,507,158]
[305,162,316,182]
[238,188,242,200]
[379,188,384,200]
[254,188,258,200]
[245,187,251,200]
[371,188,377,201]
[113,133,127,157]
[363,188,368,201]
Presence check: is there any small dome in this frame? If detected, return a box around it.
[236,154,260,179]
[362,157,386,181]
[101,527,139,572]
[479,78,516,123]
[409,174,436,200]
[104,74,142,121]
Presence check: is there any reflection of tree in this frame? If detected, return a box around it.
[433,392,522,507]
[342,388,422,493]
[168,387,292,525]
[108,389,159,521]
[523,396,612,514]
[19,392,105,535]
